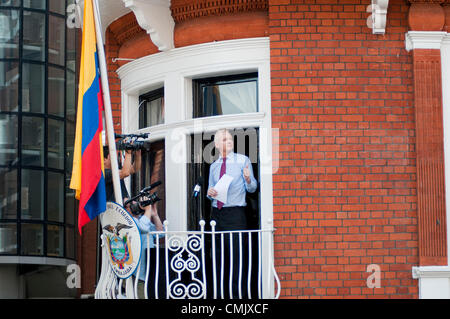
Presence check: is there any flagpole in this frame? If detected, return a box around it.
[92,0,123,206]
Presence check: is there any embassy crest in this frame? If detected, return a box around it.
[101,202,142,279]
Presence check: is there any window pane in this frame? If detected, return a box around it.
[66,119,75,173]
[0,114,18,166]
[65,121,76,225]
[146,98,164,126]
[21,169,44,220]
[49,15,65,66]
[201,81,257,117]
[0,61,19,112]
[66,70,76,121]
[0,0,21,6]
[67,27,76,72]
[0,9,20,58]
[139,89,164,129]
[47,225,63,257]
[23,10,45,61]
[22,116,44,166]
[22,63,45,113]
[48,66,65,116]
[133,140,166,223]
[49,0,65,14]
[23,0,45,10]
[21,223,43,255]
[0,168,17,219]
[48,118,64,169]
[0,223,17,254]
[48,171,64,222]
[65,226,75,259]
[65,179,75,226]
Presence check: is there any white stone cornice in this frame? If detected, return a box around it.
[443,33,450,46]
[122,0,174,52]
[412,266,450,279]
[405,31,448,52]
[369,0,389,34]
[117,37,270,94]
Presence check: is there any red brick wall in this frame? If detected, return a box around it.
[105,28,123,135]
[269,0,418,298]
[174,11,269,47]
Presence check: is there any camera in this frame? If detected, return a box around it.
[124,181,162,215]
[127,192,161,215]
[115,133,150,152]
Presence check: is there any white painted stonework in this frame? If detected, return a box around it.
[117,37,273,233]
[111,37,276,299]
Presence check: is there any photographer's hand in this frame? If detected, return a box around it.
[142,204,153,219]
[130,149,141,174]
[149,204,163,231]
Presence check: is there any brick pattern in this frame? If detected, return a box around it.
[412,49,447,266]
[174,11,269,47]
[171,0,267,23]
[105,28,123,134]
[269,0,418,298]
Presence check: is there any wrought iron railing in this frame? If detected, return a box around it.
[95,220,280,299]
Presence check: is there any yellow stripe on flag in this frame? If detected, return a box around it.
[69,0,100,199]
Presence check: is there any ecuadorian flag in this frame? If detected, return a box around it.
[70,0,106,234]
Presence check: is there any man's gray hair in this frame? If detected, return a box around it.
[214,128,232,145]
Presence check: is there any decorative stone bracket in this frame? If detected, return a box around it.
[368,0,389,34]
[122,0,175,51]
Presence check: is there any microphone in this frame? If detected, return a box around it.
[193,177,203,198]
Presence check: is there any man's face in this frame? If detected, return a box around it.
[215,131,234,156]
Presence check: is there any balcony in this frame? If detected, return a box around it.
[95,220,280,299]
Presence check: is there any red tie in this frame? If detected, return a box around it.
[217,157,226,210]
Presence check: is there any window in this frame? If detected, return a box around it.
[0,223,17,254]
[0,2,79,260]
[0,9,20,59]
[118,38,277,297]
[23,11,45,61]
[187,128,260,230]
[139,88,164,129]
[22,63,45,113]
[118,37,273,235]
[193,73,258,118]
[131,139,166,223]
[0,168,17,219]
[0,61,19,112]
[48,15,65,66]
[0,114,18,165]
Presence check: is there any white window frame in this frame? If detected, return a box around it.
[117,37,275,297]
[117,37,273,230]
